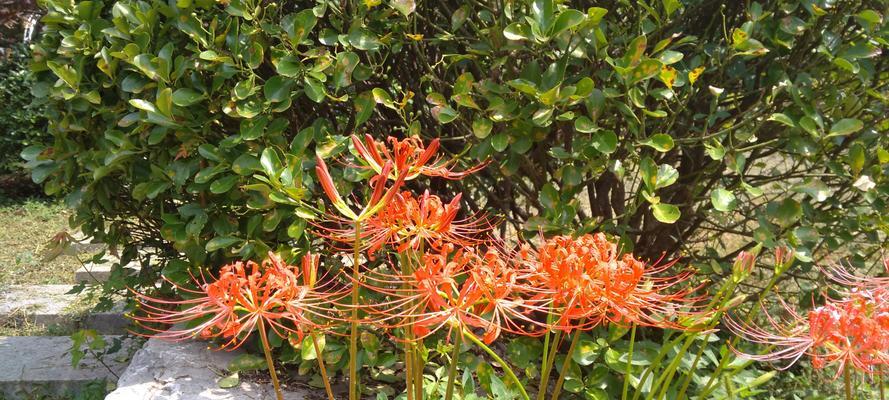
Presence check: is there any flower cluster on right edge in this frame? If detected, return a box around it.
[726,261,889,378]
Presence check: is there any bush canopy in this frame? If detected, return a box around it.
[23,0,889,398]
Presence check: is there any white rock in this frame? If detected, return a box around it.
[0,335,135,399]
[106,338,310,399]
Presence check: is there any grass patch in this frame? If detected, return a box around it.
[0,196,84,287]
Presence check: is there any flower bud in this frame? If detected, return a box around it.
[774,246,795,274]
[732,250,757,283]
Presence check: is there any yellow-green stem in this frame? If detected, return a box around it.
[404,345,414,400]
[536,311,555,400]
[399,252,415,400]
[537,330,563,400]
[844,365,852,400]
[258,322,284,400]
[551,330,582,400]
[444,329,464,400]
[652,334,697,400]
[348,222,363,400]
[700,273,783,398]
[621,324,637,400]
[413,244,425,400]
[879,370,884,400]
[463,328,530,400]
[673,333,708,400]
[414,341,423,400]
[311,332,336,400]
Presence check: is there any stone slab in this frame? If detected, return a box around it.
[75,259,140,284]
[106,338,311,399]
[0,285,73,327]
[0,335,136,399]
[0,285,129,334]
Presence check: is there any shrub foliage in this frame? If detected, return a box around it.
[26,0,888,290]
[1,44,46,173]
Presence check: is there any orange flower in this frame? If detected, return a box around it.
[315,155,404,221]
[525,233,706,331]
[820,260,889,293]
[351,134,487,181]
[358,244,546,343]
[463,246,552,343]
[130,252,345,349]
[320,190,492,255]
[360,244,475,340]
[726,288,889,375]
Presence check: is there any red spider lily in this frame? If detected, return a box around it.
[725,288,889,376]
[351,134,487,181]
[315,155,405,221]
[462,245,553,343]
[820,260,889,293]
[524,233,707,332]
[357,244,548,343]
[130,252,346,350]
[359,244,475,340]
[320,190,492,254]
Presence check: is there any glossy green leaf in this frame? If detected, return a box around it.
[263,76,293,103]
[641,133,674,152]
[354,91,375,128]
[390,0,416,17]
[828,118,863,137]
[172,88,204,106]
[711,188,737,212]
[205,236,242,252]
[550,10,585,37]
[282,10,317,46]
[651,203,680,223]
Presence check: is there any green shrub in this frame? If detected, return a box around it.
[25,1,888,398]
[1,44,46,174]
[26,0,888,280]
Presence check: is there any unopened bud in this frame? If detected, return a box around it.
[732,251,757,283]
[774,246,795,274]
[725,294,747,309]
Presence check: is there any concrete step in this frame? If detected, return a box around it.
[0,285,128,335]
[0,335,138,399]
[75,259,140,284]
[107,337,310,399]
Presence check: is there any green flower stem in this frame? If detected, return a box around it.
[673,334,708,400]
[844,366,852,400]
[551,329,582,400]
[651,334,697,400]
[879,369,884,400]
[400,250,424,400]
[537,329,563,400]
[699,272,784,398]
[631,331,684,400]
[348,222,362,400]
[413,244,425,400]
[621,324,637,400]
[310,331,336,400]
[444,329,464,400]
[674,281,739,400]
[536,311,555,400]
[258,322,284,400]
[462,328,530,400]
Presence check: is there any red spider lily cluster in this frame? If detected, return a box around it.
[319,189,492,254]
[726,262,889,377]
[311,135,707,340]
[521,233,708,332]
[130,252,346,349]
[350,134,487,181]
[131,134,709,400]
